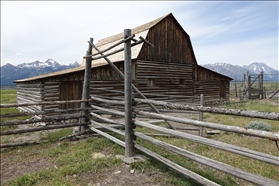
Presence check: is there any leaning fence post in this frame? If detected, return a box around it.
[79,37,93,132]
[124,29,134,157]
[199,94,204,137]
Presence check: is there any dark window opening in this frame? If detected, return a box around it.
[179,79,185,85]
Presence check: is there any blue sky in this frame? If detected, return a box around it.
[1,1,278,70]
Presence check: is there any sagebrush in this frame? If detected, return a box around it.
[245,121,272,131]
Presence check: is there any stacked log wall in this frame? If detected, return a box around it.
[135,60,198,110]
[195,66,231,104]
[42,82,60,118]
[90,62,125,115]
[17,83,43,115]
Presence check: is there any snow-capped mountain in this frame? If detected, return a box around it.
[17,59,62,69]
[243,63,277,80]
[1,59,80,86]
[202,62,278,81]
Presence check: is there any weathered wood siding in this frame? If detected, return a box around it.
[138,16,196,65]
[89,62,125,114]
[91,62,123,81]
[195,66,230,103]
[135,60,196,104]
[41,82,60,118]
[59,81,82,109]
[17,82,43,113]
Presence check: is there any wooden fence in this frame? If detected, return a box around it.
[1,31,279,185]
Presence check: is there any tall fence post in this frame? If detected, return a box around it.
[199,94,204,137]
[79,37,93,132]
[124,29,134,157]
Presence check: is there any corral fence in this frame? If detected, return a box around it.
[1,30,279,185]
[231,72,279,100]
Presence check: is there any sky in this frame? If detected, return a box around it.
[1,1,278,70]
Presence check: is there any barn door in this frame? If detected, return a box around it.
[60,81,82,109]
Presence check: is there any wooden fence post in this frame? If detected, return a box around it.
[79,37,93,132]
[247,71,251,99]
[124,29,134,157]
[199,94,204,137]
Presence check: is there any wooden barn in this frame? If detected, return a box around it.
[14,13,232,118]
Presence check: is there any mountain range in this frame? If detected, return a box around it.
[201,62,278,82]
[1,60,278,86]
[0,59,80,86]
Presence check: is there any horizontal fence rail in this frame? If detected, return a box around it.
[1,122,89,136]
[89,111,279,185]
[0,115,86,126]
[89,111,279,166]
[0,99,93,108]
[89,122,221,186]
[0,107,92,118]
[134,132,279,186]
[135,110,279,141]
[0,99,91,138]
[134,98,279,120]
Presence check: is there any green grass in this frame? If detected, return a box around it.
[224,99,279,112]
[0,89,31,127]
[133,98,279,184]
[1,89,17,103]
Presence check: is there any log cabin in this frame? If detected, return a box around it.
[14,13,233,118]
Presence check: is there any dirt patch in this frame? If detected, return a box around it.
[1,155,52,184]
[1,148,170,186]
[80,163,168,186]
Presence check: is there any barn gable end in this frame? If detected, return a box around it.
[138,14,197,65]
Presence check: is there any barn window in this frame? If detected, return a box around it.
[179,79,185,85]
[148,78,155,87]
